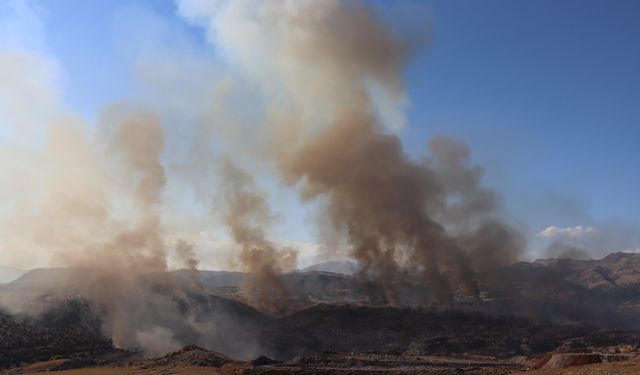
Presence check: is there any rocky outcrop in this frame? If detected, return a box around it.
[136,345,234,369]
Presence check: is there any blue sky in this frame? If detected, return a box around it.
[2,0,639,260]
[404,0,640,229]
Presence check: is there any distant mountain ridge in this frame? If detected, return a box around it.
[482,252,640,294]
[477,252,640,327]
[7,253,640,294]
[299,260,359,276]
[4,253,640,327]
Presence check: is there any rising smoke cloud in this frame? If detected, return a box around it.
[220,158,297,312]
[0,0,524,356]
[179,0,524,303]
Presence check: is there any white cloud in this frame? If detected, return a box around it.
[538,225,597,238]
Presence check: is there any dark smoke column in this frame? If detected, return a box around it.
[178,0,524,304]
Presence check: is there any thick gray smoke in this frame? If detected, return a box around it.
[0,0,525,356]
[280,111,523,303]
[180,0,524,303]
[220,158,297,313]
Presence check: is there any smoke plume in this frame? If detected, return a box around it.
[175,239,199,270]
[220,159,297,312]
[0,0,525,356]
[180,0,524,303]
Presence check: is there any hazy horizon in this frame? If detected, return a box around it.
[1,0,638,273]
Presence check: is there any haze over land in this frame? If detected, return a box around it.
[1,1,639,374]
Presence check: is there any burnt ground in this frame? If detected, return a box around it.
[5,344,640,374]
[2,301,640,374]
[2,253,640,373]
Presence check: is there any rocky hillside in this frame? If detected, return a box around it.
[478,252,640,327]
[256,303,620,360]
[484,252,640,295]
[2,252,639,365]
[0,299,111,368]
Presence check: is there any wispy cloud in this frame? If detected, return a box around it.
[538,225,597,238]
